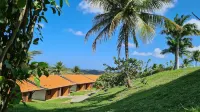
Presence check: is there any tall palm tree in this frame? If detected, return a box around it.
[161,14,200,70]
[191,50,200,67]
[183,58,192,68]
[161,36,193,69]
[52,61,65,75]
[85,0,178,87]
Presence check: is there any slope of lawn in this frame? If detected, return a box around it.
[10,67,200,112]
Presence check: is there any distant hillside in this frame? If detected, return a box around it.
[81,69,104,75]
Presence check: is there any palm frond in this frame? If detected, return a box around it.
[109,11,123,36]
[92,24,111,51]
[139,0,174,12]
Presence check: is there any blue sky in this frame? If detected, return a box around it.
[30,0,200,70]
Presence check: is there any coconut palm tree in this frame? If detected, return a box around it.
[52,61,65,75]
[191,50,200,67]
[85,0,178,87]
[161,14,200,70]
[161,36,193,69]
[183,58,192,68]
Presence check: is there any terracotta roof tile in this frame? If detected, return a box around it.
[84,75,100,81]
[17,81,42,93]
[63,74,94,84]
[29,75,74,89]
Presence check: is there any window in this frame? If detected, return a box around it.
[47,90,51,95]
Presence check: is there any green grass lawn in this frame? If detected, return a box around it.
[10,67,200,112]
[70,91,92,96]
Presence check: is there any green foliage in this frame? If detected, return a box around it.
[96,57,143,89]
[72,66,81,74]
[16,0,26,8]
[51,61,65,75]
[191,50,200,66]
[183,58,193,68]
[161,14,200,69]
[0,0,69,111]
[85,0,178,59]
[95,73,126,89]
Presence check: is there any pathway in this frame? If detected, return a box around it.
[67,91,98,103]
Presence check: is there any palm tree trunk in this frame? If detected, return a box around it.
[125,37,129,59]
[125,37,132,88]
[174,40,180,70]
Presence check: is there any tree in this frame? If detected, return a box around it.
[72,66,81,74]
[161,36,193,69]
[85,0,178,87]
[52,61,66,75]
[183,58,192,68]
[103,57,143,88]
[161,14,200,70]
[28,51,42,62]
[0,0,69,111]
[191,50,200,66]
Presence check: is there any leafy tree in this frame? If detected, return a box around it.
[95,73,125,89]
[0,0,69,111]
[72,66,81,74]
[161,14,200,70]
[85,0,178,87]
[191,50,200,66]
[103,57,143,88]
[52,61,66,75]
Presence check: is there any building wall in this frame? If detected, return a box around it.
[45,88,59,100]
[77,84,86,91]
[32,90,46,101]
[22,92,31,102]
[86,83,93,90]
[61,86,70,96]
[70,85,77,92]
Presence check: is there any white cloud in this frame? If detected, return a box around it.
[155,0,177,15]
[78,1,103,14]
[186,19,200,29]
[68,29,85,36]
[132,48,165,58]
[78,0,177,15]
[133,51,152,56]
[187,46,200,52]
[153,48,165,58]
[122,43,136,48]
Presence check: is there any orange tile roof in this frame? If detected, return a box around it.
[84,75,100,81]
[29,75,74,89]
[17,81,42,93]
[63,74,94,84]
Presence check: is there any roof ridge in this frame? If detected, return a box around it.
[58,75,77,84]
[83,75,96,82]
[27,79,47,90]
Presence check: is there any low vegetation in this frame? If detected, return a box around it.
[10,67,200,112]
[70,91,92,96]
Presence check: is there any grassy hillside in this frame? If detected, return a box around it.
[10,67,200,112]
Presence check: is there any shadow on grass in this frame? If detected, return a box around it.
[11,69,200,112]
